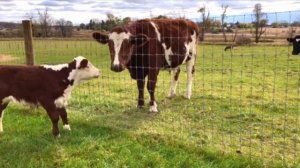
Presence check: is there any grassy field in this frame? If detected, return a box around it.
[0,39,299,168]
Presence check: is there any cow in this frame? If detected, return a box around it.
[287,35,300,55]
[0,56,100,137]
[93,19,199,112]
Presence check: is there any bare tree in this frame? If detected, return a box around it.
[56,18,73,37]
[24,12,36,21]
[232,26,238,42]
[253,3,267,43]
[221,5,228,42]
[37,7,53,37]
[198,6,210,41]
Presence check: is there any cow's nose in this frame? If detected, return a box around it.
[111,64,122,72]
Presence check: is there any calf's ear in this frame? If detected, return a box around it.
[93,32,109,44]
[79,59,88,69]
[130,34,149,47]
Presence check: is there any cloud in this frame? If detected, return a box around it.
[0,0,300,24]
[38,0,72,7]
[0,1,16,7]
[39,1,62,7]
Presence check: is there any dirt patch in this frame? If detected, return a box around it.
[0,54,18,62]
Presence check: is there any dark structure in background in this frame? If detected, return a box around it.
[287,35,300,55]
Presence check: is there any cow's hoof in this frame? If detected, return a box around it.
[184,92,191,99]
[149,102,158,113]
[63,124,71,131]
[137,105,144,109]
[167,93,176,99]
[55,134,61,138]
[149,107,158,113]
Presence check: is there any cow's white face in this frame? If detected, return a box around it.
[68,56,100,84]
[93,27,149,72]
[108,31,132,72]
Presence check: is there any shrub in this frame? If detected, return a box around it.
[235,35,251,45]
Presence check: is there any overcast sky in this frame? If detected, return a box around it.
[0,0,300,24]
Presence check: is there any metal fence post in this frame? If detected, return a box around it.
[22,20,35,65]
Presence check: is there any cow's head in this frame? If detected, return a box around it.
[93,27,149,72]
[68,56,100,84]
[287,35,300,55]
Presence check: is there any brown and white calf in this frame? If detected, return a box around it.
[93,19,199,112]
[0,56,100,137]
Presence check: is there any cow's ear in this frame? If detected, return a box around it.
[130,34,149,47]
[287,38,294,43]
[79,59,88,69]
[93,32,109,44]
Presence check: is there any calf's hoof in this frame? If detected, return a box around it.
[54,134,61,138]
[63,124,71,131]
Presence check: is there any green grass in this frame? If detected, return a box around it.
[0,39,299,167]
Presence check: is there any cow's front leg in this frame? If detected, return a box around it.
[168,67,180,98]
[137,78,145,108]
[58,108,71,131]
[0,103,8,133]
[185,57,195,99]
[147,71,159,112]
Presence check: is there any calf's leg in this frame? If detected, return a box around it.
[41,102,60,137]
[58,108,71,131]
[0,103,8,132]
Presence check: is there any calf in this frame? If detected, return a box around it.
[93,19,199,112]
[287,35,300,55]
[0,56,100,137]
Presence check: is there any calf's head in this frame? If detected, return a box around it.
[68,56,100,84]
[93,27,149,72]
[287,35,300,55]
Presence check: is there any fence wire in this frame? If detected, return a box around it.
[0,11,300,167]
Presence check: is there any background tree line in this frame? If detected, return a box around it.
[1,4,300,40]
[24,7,73,38]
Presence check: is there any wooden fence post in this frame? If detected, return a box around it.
[22,20,35,65]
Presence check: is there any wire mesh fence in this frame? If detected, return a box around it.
[0,11,300,167]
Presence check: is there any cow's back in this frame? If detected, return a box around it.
[152,19,199,38]
[127,19,198,41]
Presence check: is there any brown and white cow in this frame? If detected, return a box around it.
[93,19,199,112]
[287,35,300,55]
[0,56,100,137]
